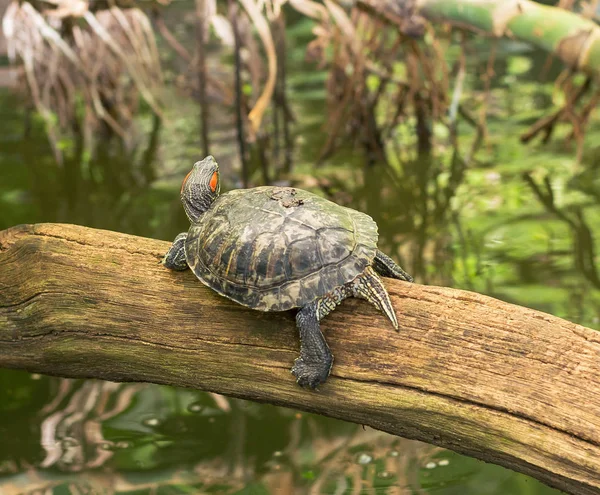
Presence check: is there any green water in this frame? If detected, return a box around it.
[1,14,599,494]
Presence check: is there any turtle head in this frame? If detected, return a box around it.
[180,156,220,223]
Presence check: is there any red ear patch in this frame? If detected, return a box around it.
[209,171,219,192]
[181,170,193,194]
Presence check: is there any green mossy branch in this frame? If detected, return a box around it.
[422,0,600,74]
[363,0,600,75]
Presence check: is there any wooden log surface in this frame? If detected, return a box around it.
[1,223,599,494]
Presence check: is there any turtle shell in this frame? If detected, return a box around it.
[184,186,378,311]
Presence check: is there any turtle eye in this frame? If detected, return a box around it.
[181,169,193,194]
[209,171,219,193]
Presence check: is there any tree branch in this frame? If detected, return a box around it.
[1,223,600,494]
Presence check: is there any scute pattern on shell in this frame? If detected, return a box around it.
[185,186,378,311]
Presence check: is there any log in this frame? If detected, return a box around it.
[1,223,600,494]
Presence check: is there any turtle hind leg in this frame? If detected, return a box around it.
[162,233,189,271]
[373,250,413,283]
[292,301,336,389]
[350,266,399,330]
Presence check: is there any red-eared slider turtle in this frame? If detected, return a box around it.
[163,156,413,389]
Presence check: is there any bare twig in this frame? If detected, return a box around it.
[229,0,248,187]
[520,75,592,144]
[196,0,210,156]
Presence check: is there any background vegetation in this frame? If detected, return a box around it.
[0,0,598,492]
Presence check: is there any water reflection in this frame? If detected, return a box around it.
[0,369,558,494]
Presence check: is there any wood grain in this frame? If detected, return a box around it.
[1,223,600,493]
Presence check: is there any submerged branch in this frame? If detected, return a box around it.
[1,224,600,494]
[523,173,600,289]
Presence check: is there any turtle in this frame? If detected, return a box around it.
[162,156,413,389]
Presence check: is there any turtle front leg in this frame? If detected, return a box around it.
[292,302,335,390]
[162,233,189,271]
[373,250,413,282]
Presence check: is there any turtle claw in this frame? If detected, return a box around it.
[291,357,332,390]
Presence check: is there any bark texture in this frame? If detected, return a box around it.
[1,223,600,494]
